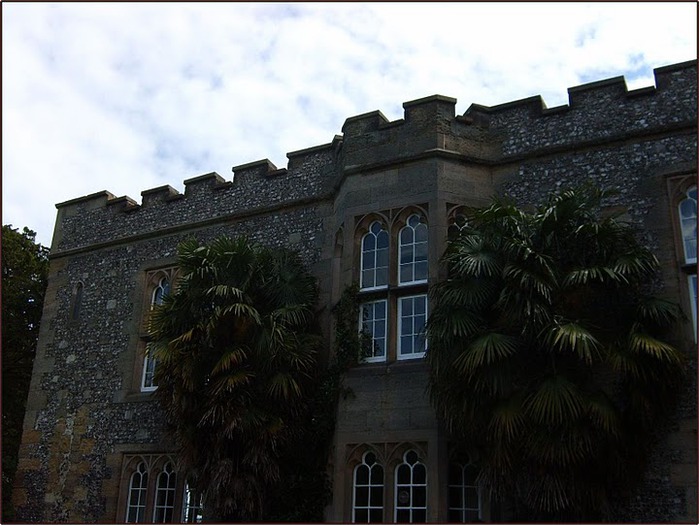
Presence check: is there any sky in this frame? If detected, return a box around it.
[3,2,697,248]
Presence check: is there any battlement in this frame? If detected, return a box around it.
[51,60,696,253]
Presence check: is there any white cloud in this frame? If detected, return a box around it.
[2,2,696,246]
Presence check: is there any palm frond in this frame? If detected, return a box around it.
[453,332,519,373]
[524,375,584,426]
[547,321,601,364]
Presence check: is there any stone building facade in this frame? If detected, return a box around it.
[13,60,697,522]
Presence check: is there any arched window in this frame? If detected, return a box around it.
[153,462,177,523]
[448,214,468,242]
[361,221,389,290]
[398,214,428,285]
[394,450,427,523]
[142,275,170,391]
[448,457,481,523]
[125,462,148,523]
[353,451,384,523]
[679,185,697,264]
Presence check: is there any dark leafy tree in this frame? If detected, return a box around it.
[426,186,686,521]
[2,225,49,522]
[149,236,322,521]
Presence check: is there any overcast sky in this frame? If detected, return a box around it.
[3,2,697,247]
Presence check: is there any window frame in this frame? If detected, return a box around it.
[359,299,389,363]
[397,294,428,361]
[360,221,390,291]
[398,214,428,286]
[393,449,427,523]
[352,451,385,523]
[447,460,482,523]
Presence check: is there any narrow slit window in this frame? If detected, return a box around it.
[679,186,697,264]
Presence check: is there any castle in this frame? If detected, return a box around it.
[13,60,697,522]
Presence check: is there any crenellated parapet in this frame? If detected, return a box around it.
[51,60,696,254]
[464,59,697,157]
[52,139,341,253]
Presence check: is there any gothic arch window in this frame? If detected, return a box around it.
[139,269,176,392]
[361,221,389,290]
[448,455,481,523]
[125,461,148,523]
[394,449,427,523]
[398,214,428,285]
[153,462,177,523]
[352,451,384,523]
[354,208,429,364]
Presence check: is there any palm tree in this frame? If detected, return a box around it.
[149,236,322,521]
[426,185,686,520]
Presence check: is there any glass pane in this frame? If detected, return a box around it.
[355,508,369,523]
[365,452,376,466]
[415,223,428,242]
[413,464,426,484]
[377,230,389,249]
[414,297,426,314]
[377,247,388,267]
[376,268,388,287]
[397,464,410,485]
[375,301,386,318]
[356,486,369,506]
[406,451,418,464]
[680,198,696,217]
[401,336,413,355]
[415,241,428,260]
[370,222,383,235]
[364,254,376,270]
[448,487,462,507]
[371,465,384,484]
[362,270,374,289]
[400,227,413,245]
[375,320,386,338]
[401,317,412,334]
[373,340,385,357]
[356,464,369,485]
[396,509,410,523]
[400,245,413,264]
[363,234,376,251]
[408,215,420,228]
[448,509,461,522]
[369,508,383,523]
[413,509,427,522]
[400,264,412,283]
[401,298,413,316]
[415,261,428,281]
[370,486,383,505]
[413,486,426,507]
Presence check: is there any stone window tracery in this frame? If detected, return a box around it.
[355,208,429,364]
[448,455,481,523]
